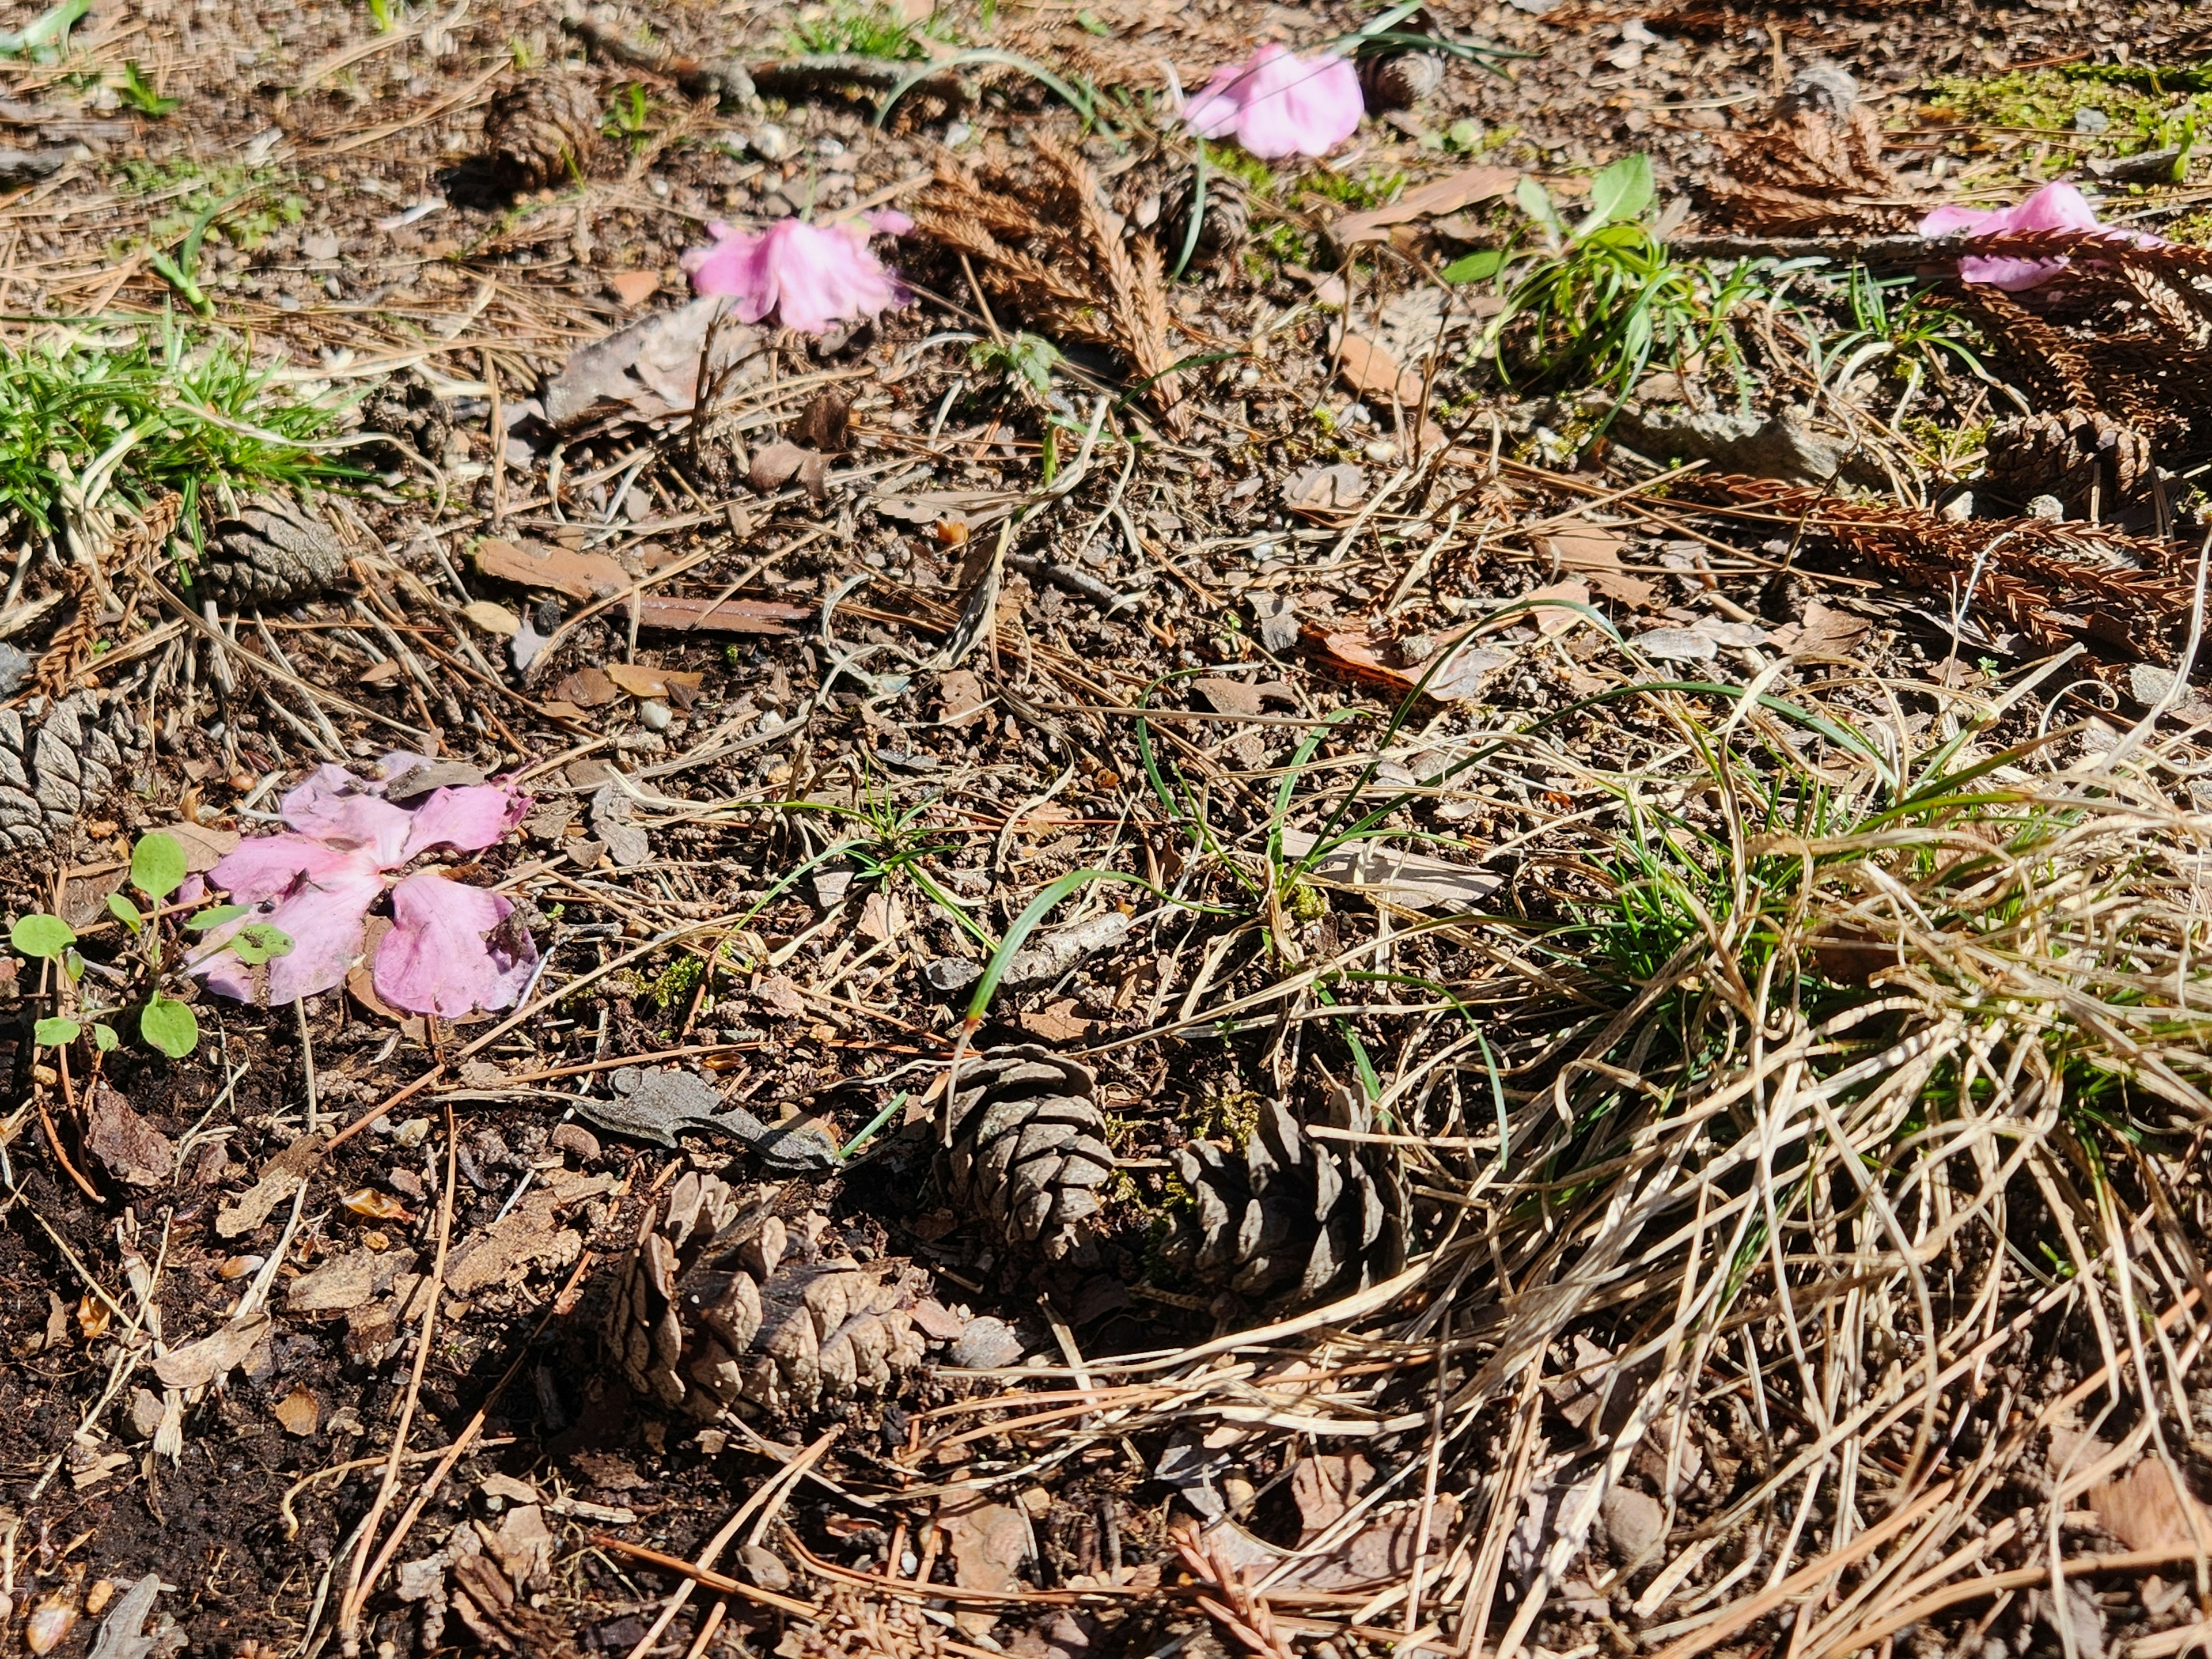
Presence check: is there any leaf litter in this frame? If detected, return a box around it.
[5,1,2212,1656]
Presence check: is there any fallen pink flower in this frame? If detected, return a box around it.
[682,216,906,334]
[1185,43,1363,160]
[191,758,536,1015]
[1920,181,2164,291]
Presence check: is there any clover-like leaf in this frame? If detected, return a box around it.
[130,831,188,902]
[229,923,295,967]
[33,1016,80,1047]
[10,914,75,957]
[92,1022,118,1052]
[108,892,143,931]
[139,994,200,1060]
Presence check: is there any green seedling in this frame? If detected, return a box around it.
[10,830,291,1064]
[602,83,656,154]
[115,60,177,117]
[147,187,253,316]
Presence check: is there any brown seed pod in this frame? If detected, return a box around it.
[607,1172,930,1419]
[940,1047,1118,1262]
[0,690,151,852]
[482,73,605,192]
[195,505,351,606]
[1358,50,1445,111]
[1160,1089,1406,1307]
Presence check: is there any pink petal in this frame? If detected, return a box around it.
[399,784,530,860]
[1186,44,1363,159]
[683,218,904,334]
[191,854,385,1006]
[1921,181,2164,291]
[372,873,538,1017]
[280,765,411,865]
[209,834,383,905]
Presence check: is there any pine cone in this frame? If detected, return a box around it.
[608,1172,929,1419]
[0,690,150,851]
[1985,407,2153,508]
[1358,51,1445,110]
[194,506,351,606]
[1159,165,1249,268]
[941,1047,1116,1262]
[483,73,605,192]
[1163,1091,1406,1306]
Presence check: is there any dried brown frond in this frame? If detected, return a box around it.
[1691,474,2196,657]
[1703,62,1917,234]
[36,493,181,698]
[911,135,1190,434]
[1170,1523,1296,1659]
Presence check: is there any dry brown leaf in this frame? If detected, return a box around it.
[1283,463,1367,515]
[460,600,520,636]
[858,891,904,943]
[1193,677,1267,717]
[552,666,622,707]
[634,595,810,636]
[938,668,988,726]
[1331,162,1518,247]
[1336,333,1423,407]
[1291,1452,1375,1533]
[601,662,704,699]
[2088,1460,2212,1554]
[938,1493,1029,1638]
[165,820,240,872]
[1018,999,1094,1043]
[84,1083,173,1188]
[755,974,807,1018]
[273,1388,320,1437]
[1544,528,1660,610]
[472,537,629,601]
[751,440,826,499]
[1772,600,1873,656]
[1521,579,1594,636]
[153,1310,271,1390]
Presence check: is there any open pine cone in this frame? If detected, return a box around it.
[1358,50,1444,110]
[1160,165,1249,267]
[941,1047,1117,1262]
[608,1172,929,1420]
[483,73,604,192]
[194,506,352,606]
[1162,1090,1406,1307]
[0,690,151,851]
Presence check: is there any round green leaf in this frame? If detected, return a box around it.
[139,994,199,1060]
[92,1022,118,1052]
[230,923,295,966]
[33,1016,80,1047]
[130,831,188,902]
[108,892,143,930]
[10,914,75,957]
[187,904,249,933]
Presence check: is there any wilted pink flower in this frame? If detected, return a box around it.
[1921,181,2164,291]
[1185,43,1363,160]
[190,759,536,1016]
[682,216,905,334]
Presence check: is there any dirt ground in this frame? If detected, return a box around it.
[2,0,2212,1654]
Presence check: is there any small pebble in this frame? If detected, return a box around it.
[1363,438,1399,463]
[737,1545,791,1592]
[639,699,672,732]
[551,1122,601,1160]
[949,1316,1024,1370]
[2074,107,2111,133]
[218,1253,263,1279]
[2028,494,2066,520]
[395,1117,432,1149]
[749,123,791,161]
[1940,491,1974,522]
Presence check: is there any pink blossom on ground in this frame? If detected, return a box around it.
[1185,43,1363,160]
[373,873,538,1019]
[1921,181,2165,290]
[400,785,529,860]
[190,765,535,1014]
[681,217,905,334]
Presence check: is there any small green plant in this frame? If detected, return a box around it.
[1464,153,1760,406]
[114,60,176,116]
[602,83,657,154]
[970,332,1060,401]
[1299,165,1407,212]
[10,832,291,1063]
[146,187,252,316]
[786,1,930,59]
[0,318,360,550]
[366,0,399,33]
